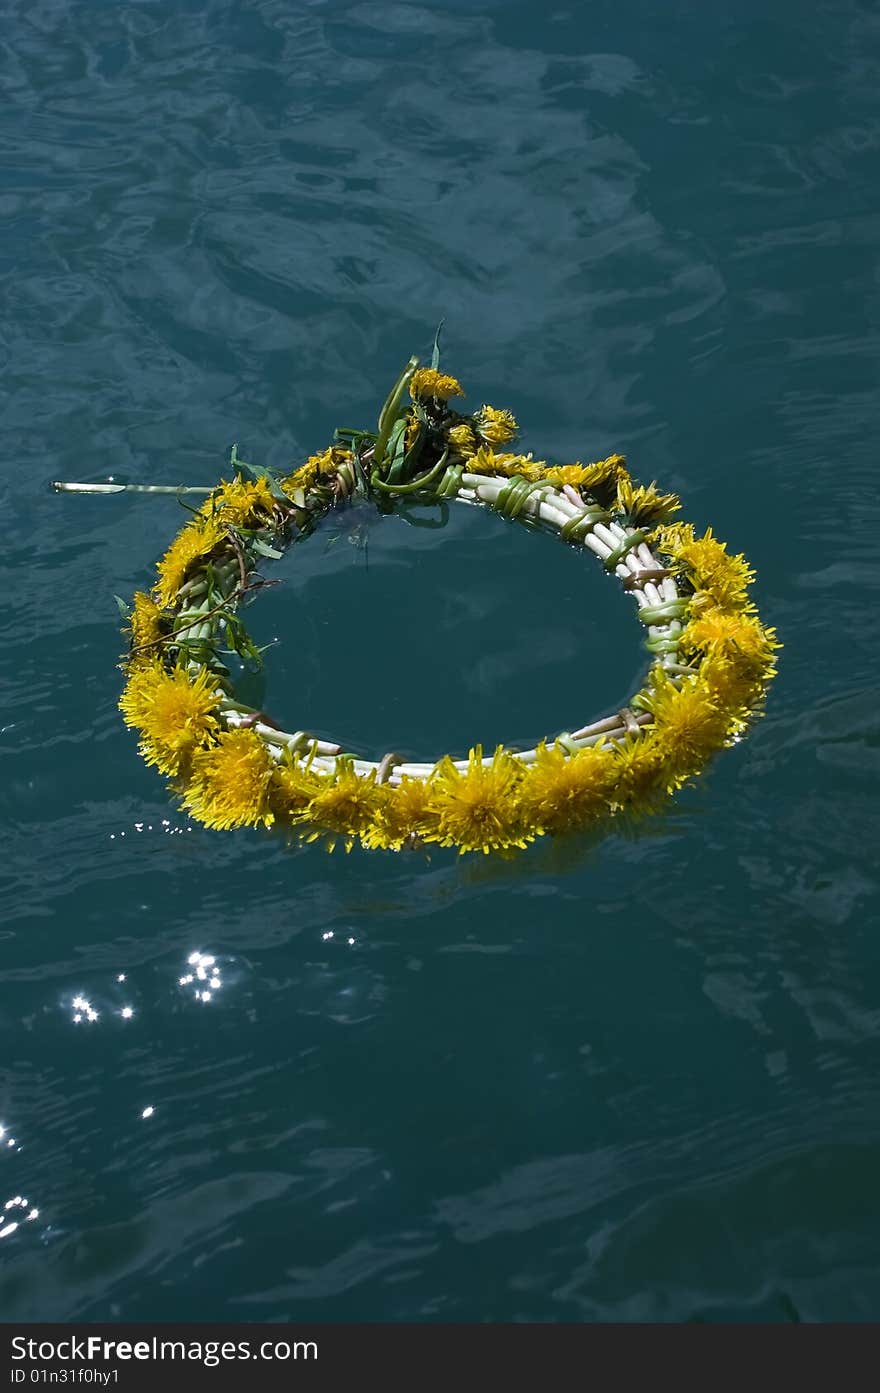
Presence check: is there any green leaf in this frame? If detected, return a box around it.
[251,537,284,560]
[334,427,377,444]
[383,417,409,484]
[230,444,291,507]
[114,595,131,619]
[215,609,264,669]
[174,491,202,516]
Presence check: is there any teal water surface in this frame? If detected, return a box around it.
[2,0,879,1322]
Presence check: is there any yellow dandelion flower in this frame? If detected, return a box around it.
[684,610,780,708]
[281,446,351,497]
[577,454,630,497]
[447,422,477,458]
[155,516,225,607]
[426,746,532,856]
[668,528,756,610]
[119,657,160,728]
[696,658,759,726]
[467,447,546,480]
[119,660,221,776]
[282,458,320,494]
[405,414,422,450]
[610,733,673,807]
[515,456,550,482]
[519,741,616,835]
[183,727,275,830]
[409,368,464,402]
[204,476,278,528]
[685,609,778,670]
[476,405,518,445]
[268,757,325,823]
[295,763,382,853]
[688,591,759,623]
[532,455,626,504]
[649,520,695,555]
[361,775,438,851]
[640,672,729,777]
[129,591,165,653]
[616,478,681,526]
[468,445,514,476]
[541,463,593,490]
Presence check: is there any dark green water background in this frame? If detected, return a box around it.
[2,0,879,1323]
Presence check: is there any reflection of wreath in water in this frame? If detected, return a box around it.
[118,354,779,855]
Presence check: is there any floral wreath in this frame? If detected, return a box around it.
[118,351,779,855]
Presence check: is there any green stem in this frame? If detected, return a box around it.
[436,464,464,499]
[370,449,449,495]
[559,508,611,542]
[637,599,690,625]
[374,357,419,469]
[493,476,549,520]
[603,529,649,570]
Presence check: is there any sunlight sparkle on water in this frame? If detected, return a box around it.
[180,952,225,1004]
[110,820,192,840]
[0,1128,42,1239]
[68,974,138,1027]
[323,931,356,947]
[0,1199,40,1226]
[70,994,99,1024]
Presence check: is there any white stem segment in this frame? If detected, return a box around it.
[53,482,214,495]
